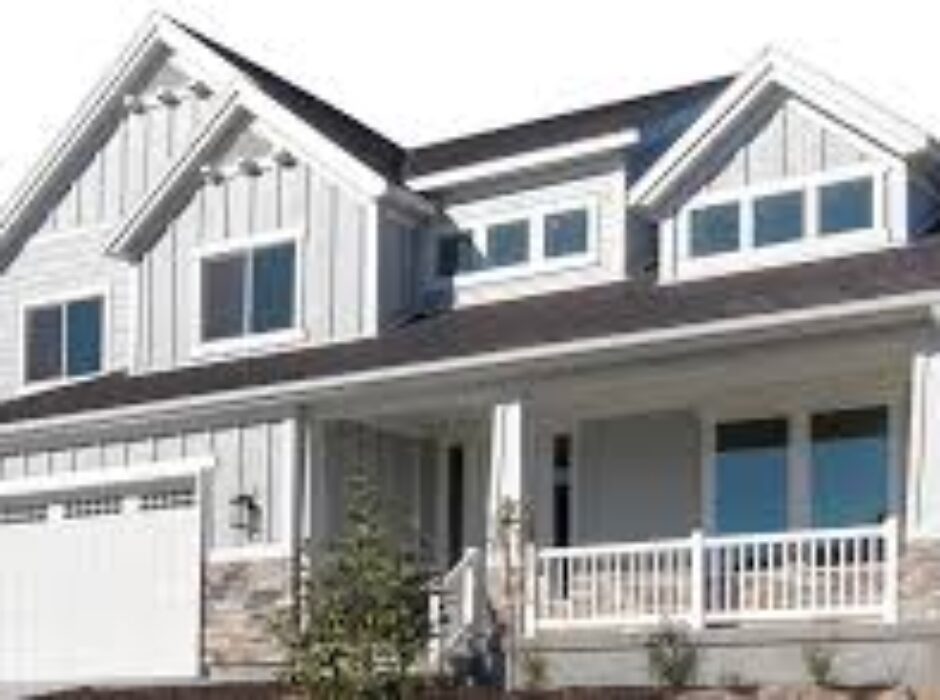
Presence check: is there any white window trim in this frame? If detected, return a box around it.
[19,284,111,394]
[674,162,891,282]
[191,227,306,360]
[701,389,903,535]
[430,193,603,290]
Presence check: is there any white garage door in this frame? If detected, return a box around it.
[0,476,202,683]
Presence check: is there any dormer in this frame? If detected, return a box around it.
[630,48,940,284]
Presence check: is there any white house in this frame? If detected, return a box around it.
[2,13,940,689]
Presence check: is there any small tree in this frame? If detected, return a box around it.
[275,475,431,698]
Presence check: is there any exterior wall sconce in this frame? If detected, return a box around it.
[229,493,260,535]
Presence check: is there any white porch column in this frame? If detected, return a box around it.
[485,398,534,636]
[303,417,330,557]
[906,322,940,539]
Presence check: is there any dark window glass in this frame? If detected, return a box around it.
[690,203,740,257]
[251,243,295,334]
[486,220,529,268]
[552,434,572,547]
[544,209,588,258]
[811,406,888,527]
[66,299,102,376]
[26,306,63,382]
[447,444,465,566]
[437,233,481,277]
[754,190,804,246]
[819,178,873,235]
[202,253,246,341]
[715,418,788,534]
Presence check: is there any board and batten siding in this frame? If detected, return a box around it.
[321,420,429,546]
[574,410,701,544]
[138,120,376,371]
[0,416,295,550]
[692,95,869,198]
[38,57,223,236]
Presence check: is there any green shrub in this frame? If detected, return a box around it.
[645,622,699,689]
[802,643,838,687]
[273,476,432,699]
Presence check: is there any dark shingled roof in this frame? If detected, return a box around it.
[403,77,732,179]
[175,20,408,181]
[176,19,731,184]
[3,238,940,426]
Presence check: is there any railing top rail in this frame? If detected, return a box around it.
[704,522,889,548]
[441,546,479,587]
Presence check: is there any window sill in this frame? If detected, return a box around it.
[669,228,894,284]
[191,327,306,362]
[433,251,599,291]
[17,369,109,397]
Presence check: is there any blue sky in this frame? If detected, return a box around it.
[0,0,937,197]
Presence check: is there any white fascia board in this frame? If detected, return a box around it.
[0,288,936,444]
[407,130,640,191]
[105,89,246,258]
[630,46,932,212]
[0,455,214,499]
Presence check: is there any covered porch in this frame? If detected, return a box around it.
[303,313,940,643]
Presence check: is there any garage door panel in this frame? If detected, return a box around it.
[0,484,201,683]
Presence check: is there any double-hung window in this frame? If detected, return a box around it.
[25,296,103,384]
[201,239,297,344]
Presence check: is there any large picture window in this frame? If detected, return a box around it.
[25,296,103,383]
[201,241,296,342]
[811,406,888,527]
[714,418,789,534]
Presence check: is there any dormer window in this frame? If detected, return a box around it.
[819,177,873,235]
[754,190,804,247]
[486,220,530,268]
[674,167,885,279]
[689,202,740,257]
[196,231,299,352]
[24,295,103,385]
[434,199,597,283]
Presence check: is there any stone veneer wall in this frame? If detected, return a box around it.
[899,540,940,622]
[203,557,293,669]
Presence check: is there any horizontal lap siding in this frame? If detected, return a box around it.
[0,417,294,551]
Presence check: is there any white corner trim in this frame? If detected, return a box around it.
[630,46,931,212]
[407,130,639,191]
[0,455,215,499]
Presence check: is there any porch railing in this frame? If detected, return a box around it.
[428,547,480,668]
[532,518,899,633]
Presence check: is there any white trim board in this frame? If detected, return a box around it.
[407,130,638,191]
[0,287,936,446]
[0,455,214,499]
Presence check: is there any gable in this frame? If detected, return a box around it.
[630,48,932,214]
[685,93,874,201]
[34,54,222,237]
